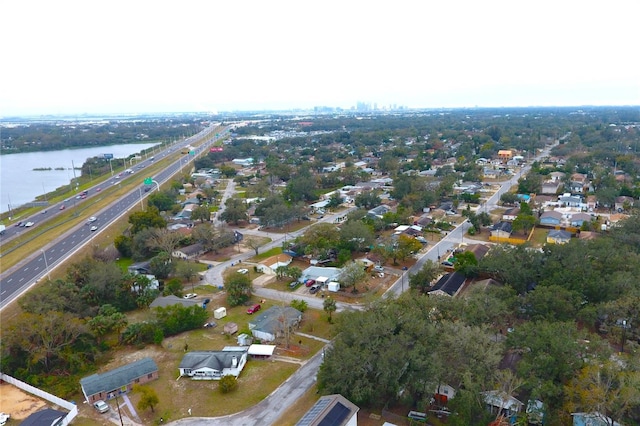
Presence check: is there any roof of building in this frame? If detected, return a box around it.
[179,351,246,371]
[548,229,572,240]
[80,357,158,398]
[248,344,276,356]
[467,244,490,261]
[429,272,466,297]
[540,210,563,219]
[249,306,302,334]
[492,221,513,233]
[296,394,359,426]
[20,408,67,426]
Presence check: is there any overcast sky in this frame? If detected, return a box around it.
[2,0,639,116]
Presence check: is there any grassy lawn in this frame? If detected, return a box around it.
[69,302,336,425]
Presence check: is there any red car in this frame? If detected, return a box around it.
[305,279,316,287]
[246,304,261,314]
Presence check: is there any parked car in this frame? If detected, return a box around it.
[305,279,316,287]
[237,268,249,274]
[289,282,301,290]
[183,293,197,299]
[93,400,110,413]
[374,265,384,272]
[247,304,261,314]
[309,283,322,294]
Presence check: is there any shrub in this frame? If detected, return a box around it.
[219,375,238,393]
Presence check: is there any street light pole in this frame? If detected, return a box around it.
[621,320,627,353]
[41,248,51,280]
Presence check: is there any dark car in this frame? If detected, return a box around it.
[289,282,301,290]
[309,283,322,294]
[247,304,261,314]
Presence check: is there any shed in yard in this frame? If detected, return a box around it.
[224,322,239,335]
[327,282,340,292]
[214,307,227,319]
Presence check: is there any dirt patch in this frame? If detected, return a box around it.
[0,382,48,421]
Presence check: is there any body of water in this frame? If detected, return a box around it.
[0,143,159,214]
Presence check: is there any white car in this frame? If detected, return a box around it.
[24,222,34,227]
[93,400,110,413]
[88,216,97,223]
[237,268,249,274]
[183,293,197,299]
[90,226,98,232]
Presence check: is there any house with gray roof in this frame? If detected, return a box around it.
[172,243,204,260]
[178,349,248,380]
[539,210,563,226]
[367,204,391,219]
[547,229,572,245]
[248,306,302,342]
[80,357,158,404]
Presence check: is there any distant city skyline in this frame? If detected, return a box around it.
[1,1,639,117]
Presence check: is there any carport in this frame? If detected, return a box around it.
[316,276,329,287]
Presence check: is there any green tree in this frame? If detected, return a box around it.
[87,304,128,344]
[339,220,374,252]
[219,375,238,393]
[114,235,132,258]
[219,198,248,225]
[190,205,211,222]
[224,273,252,306]
[134,384,159,413]
[453,250,479,277]
[500,192,519,206]
[147,191,177,212]
[338,261,366,289]
[396,234,422,262]
[323,297,337,322]
[290,299,308,313]
[408,260,442,293]
[149,252,175,280]
[128,206,167,235]
[175,261,200,291]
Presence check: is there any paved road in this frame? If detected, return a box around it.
[0,124,229,309]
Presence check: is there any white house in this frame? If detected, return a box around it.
[232,158,254,167]
[257,254,293,275]
[178,349,248,380]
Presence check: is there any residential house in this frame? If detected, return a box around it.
[615,195,635,212]
[558,194,583,208]
[181,196,200,207]
[178,348,248,380]
[539,211,563,226]
[483,390,523,421]
[483,167,502,179]
[428,272,466,297]
[502,207,520,221]
[570,212,592,227]
[296,394,359,426]
[572,412,622,426]
[248,306,302,342]
[232,158,254,167]
[300,266,342,283]
[127,261,151,275]
[549,171,566,182]
[491,221,513,239]
[80,357,159,404]
[547,229,572,245]
[257,254,293,275]
[172,243,204,260]
[367,205,391,220]
[497,150,513,162]
[569,173,588,193]
[586,195,597,211]
[433,384,456,407]
[466,244,490,261]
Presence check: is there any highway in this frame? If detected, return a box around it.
[0,123,229,309]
